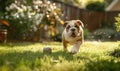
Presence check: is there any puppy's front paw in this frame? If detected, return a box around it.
[70,47,79,54]
[63,48,68,52]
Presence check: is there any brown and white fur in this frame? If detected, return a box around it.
[62,20,84,54]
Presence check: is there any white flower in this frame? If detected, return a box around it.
[5,16,9,19]
[21,5,27,11]
[34,5,38,9]
[33,0,42,5]
[20,13,25,17]
[6,7,10,11]
[20,21,23,24]
[10,3,17,10]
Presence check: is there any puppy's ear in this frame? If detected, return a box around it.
[63,21,68,27]
[76,20,84,28]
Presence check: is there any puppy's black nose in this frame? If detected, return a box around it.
[71,28,75,32]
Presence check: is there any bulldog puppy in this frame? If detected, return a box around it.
[62,20,84,54]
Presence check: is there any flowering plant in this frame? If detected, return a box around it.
[4,0,63,40]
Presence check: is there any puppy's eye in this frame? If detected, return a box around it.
[75,25,79,28]
[67,25,70,29]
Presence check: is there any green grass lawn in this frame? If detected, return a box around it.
[0,41,120,71]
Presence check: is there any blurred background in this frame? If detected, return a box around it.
[0,0,120,43]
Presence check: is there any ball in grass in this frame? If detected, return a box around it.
[43,46,52,53]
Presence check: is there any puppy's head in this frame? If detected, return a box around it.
[63,20,84,38]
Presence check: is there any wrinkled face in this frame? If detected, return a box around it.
[64,20,84,38]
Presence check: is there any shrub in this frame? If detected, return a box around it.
[93,28,116,40]
[115,14,120,32]
[108,46,120,58]
[7,17,34,39]
[84,28,90,39]
[86,1,106,11]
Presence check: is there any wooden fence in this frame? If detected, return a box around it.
[53,0,120,32]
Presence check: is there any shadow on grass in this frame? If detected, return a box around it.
[0,50,120,71]
[0,42,62,48]
[0,50,74,66]
[85,59,120,71]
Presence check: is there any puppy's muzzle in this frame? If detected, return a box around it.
[71,28,76,32]
[70,28,76,37]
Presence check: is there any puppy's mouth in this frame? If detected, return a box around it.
[71,32,76,37]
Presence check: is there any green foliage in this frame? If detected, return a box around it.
[86,1,106,11]
[84,28,90,39]
[0,12,5,29]
[93,28,116,40]
[0,41,120,71]
[0,24,8,30]
[0,12,4,17]
[7,17,34,39]
[115,14,120,32]
[109,48,120,58]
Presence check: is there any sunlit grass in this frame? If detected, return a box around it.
[0,41,120,71]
